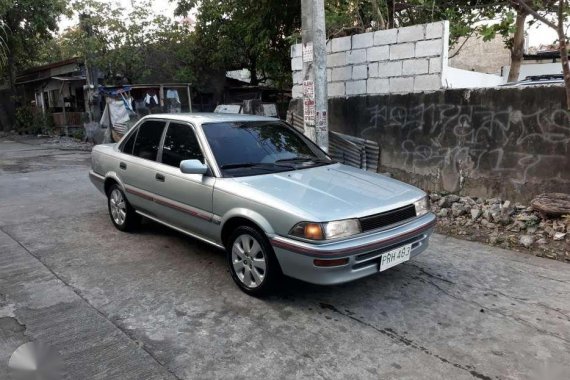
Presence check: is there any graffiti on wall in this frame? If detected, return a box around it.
[362,103,570,188]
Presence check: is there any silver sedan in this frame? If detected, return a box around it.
[89,113,435,296]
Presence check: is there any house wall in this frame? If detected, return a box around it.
[290,21,450,98]
[449,35,511,75]
[445,67,504,89]
[289,86,570,203]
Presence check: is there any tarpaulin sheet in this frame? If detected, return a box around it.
[100,98,130,128]
[98,85,133,97]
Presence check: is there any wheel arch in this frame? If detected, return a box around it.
[220,209,274,249]
[103,172,125,196]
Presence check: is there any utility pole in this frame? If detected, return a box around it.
[80,13,98,123]
[301,0,329,152]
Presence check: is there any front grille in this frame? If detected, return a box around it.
[359,204,416,232]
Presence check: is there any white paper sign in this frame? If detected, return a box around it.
[316,110,328,131]
[304,99,315,125]
[302,80,315,99]
[302,42,313,63]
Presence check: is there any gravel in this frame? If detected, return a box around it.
[430,193,570,262]
[39,136,94,151]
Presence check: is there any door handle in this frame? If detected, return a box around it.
[119,162,127,170]
[155,173,165,182]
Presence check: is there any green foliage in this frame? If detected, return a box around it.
[70,127,85,141]
[479,11,517,48]
[14,105,33,132]
[15,106,54,134]
[0,0,68,88]
[36,0,198,86]
[58,0,159,84]
[142,19,196,84]
[175,0,301,90]
[324,0,502,46]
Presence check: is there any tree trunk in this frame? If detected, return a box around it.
[7,52,17,97]
[370,0,386,30]
[386,0,395,29]
[249,56,258,86]
[558,0,570,109]
[508,11,527,83]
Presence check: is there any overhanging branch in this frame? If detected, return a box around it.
[512,0,558,30]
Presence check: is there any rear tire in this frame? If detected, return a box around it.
[227,226,281,296]
[107,184,140,232]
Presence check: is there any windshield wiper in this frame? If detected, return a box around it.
[220,162,293,170]
[275,157,333,165]
[220,162,266,169]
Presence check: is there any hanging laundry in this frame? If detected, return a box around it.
[145,92,159,107]
[166,89,180,104]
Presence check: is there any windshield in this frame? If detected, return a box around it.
[202,121,333,177]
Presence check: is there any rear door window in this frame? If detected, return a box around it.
[132,120,166,161]
[161,123,204,167]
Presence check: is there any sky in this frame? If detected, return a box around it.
[58,0,559,48]
[527,24,558,47]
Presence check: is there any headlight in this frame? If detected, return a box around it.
[289,219,361,241]
[324,219,361,239]
[414,196,430,216]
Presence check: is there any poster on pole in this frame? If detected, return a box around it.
[303,99,315,126]
[303,80,315,126]
[302,42,313,63]
[302,80,314,99]
[316,110,328,132]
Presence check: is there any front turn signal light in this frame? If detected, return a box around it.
[289,222,325,240]
[304,223,324,240]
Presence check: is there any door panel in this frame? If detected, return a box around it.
[153,122,217,239]
[153,165,216,239]
[118,120,166,216]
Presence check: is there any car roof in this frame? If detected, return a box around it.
[501,80,563,87]
[500,74,564,87]
[141,112,279,124]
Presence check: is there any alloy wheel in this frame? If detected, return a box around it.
[109,188,127,226]
[231,234,267,288]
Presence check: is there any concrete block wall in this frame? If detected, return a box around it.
[291,21,449,98]
[288,86,570,203]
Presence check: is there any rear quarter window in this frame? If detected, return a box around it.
[121,130,137,154]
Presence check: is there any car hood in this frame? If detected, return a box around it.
[230,163,425,221]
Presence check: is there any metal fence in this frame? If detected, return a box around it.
[286,111,379,172]
[329,131,379,172]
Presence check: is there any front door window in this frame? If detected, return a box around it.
[161,123,204,167]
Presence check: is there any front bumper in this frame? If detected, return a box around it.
[271,213,436,285]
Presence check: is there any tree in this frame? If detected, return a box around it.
[35,0,197,86]
[63,0,161,84]
[0,0,67,95]
[511,0,570,108]
[0,20,8,69]
[479,2,558,83]
[324,1,501,47]
[509,7,528,82]
[174,0,301,89]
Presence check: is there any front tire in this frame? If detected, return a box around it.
[107,184,140,232]
[227,226,281,296]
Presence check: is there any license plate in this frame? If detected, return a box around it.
[379,244,411,272]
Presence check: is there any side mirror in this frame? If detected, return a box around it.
[180,159,208,175]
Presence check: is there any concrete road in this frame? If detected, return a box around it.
[1,138,569,380]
